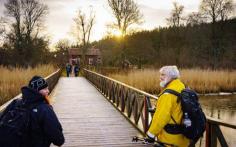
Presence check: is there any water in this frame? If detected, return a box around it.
[200,94,236,123]
[199,94,236,147]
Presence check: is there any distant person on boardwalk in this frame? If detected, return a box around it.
[66,63,72,77]
[144,66,190,147]
[0,76,65,147]
[69,64,72,74]
[74,64,80,77]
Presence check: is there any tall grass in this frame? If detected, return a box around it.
[109,69,236,94]
[0,64,57,105]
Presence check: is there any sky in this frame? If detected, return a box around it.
[0,0,235,49]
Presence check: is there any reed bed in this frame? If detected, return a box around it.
[109,69,236,94]
[0,64,57,105]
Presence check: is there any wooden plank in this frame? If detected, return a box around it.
[50,77,147,147]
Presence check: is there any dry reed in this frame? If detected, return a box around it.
[0,64,57,105]
[109,69,236,94]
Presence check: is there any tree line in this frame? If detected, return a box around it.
[94,18,236,69]
[93,0,235,69]
[0,0,235,69]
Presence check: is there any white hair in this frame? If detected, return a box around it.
[159,65,180,79]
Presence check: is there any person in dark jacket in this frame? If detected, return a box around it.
[74,64,80,77]
[21,76,65,147]
[66,63,72,77]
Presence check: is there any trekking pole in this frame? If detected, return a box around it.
[132,136,178,147]
[132,136,163,147]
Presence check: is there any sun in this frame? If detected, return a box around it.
[112,30,123,37]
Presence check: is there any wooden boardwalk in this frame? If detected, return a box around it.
[50,77,146,147]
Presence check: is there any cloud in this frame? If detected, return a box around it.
[1,0,235,48]
[139,4,170,28]
[44,0,108,44]
[0,0,7,16]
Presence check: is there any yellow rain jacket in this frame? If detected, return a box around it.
[148,79,190,147]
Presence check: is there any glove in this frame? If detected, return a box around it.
[144,135,155,143]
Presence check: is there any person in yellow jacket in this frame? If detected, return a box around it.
[145,65,190,147]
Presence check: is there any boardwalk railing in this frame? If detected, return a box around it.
[84,69,236,147]
[205,116,236,147]
[0,69,61,112]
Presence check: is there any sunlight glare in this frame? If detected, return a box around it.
[112,30,122,37]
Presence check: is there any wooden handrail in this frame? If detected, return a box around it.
[84,69,155,135]
[206,116,236,129]
[0,69,61,112]
[84,69,159,100]
[84,69,236,147]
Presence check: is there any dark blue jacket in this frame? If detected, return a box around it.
[21,87,64,147]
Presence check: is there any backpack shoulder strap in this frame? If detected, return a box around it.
[163,89,182,124]
[164,89,182,103]
[158,89,181,97]
[164,89,181,97]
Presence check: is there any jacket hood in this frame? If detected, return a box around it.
[165,79,185,93]
[21,86,46,104]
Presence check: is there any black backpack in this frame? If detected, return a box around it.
[163,88,206,143]
[0,99,37,147]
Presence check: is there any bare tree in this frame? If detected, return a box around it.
[166,2,184,27]
[107,0,143,37]
[21,0,48,42]
[0,17,7,46]
[56,39,70,51]
[55,39,70,65]
[219,0,234,21]
[200,0,233,23]
[73,9,95,65]
[4,0,22,50]
[0,17,7,36]
[186,12,205,26]
[74,9,95,47]
[200,0,234,68]
[4,0,48,66]
[4,0,48,43]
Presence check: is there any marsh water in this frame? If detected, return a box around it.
[200,94,236,123]
[199,94,236,146]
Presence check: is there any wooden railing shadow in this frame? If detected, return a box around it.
[84,69,236,147]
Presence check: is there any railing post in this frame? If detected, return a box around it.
[211,124,218,147]
[144,96,149,133]
[206,122,217,147]
[205,122,210,147]
[215,125,228,147]
[121,91,125,112]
